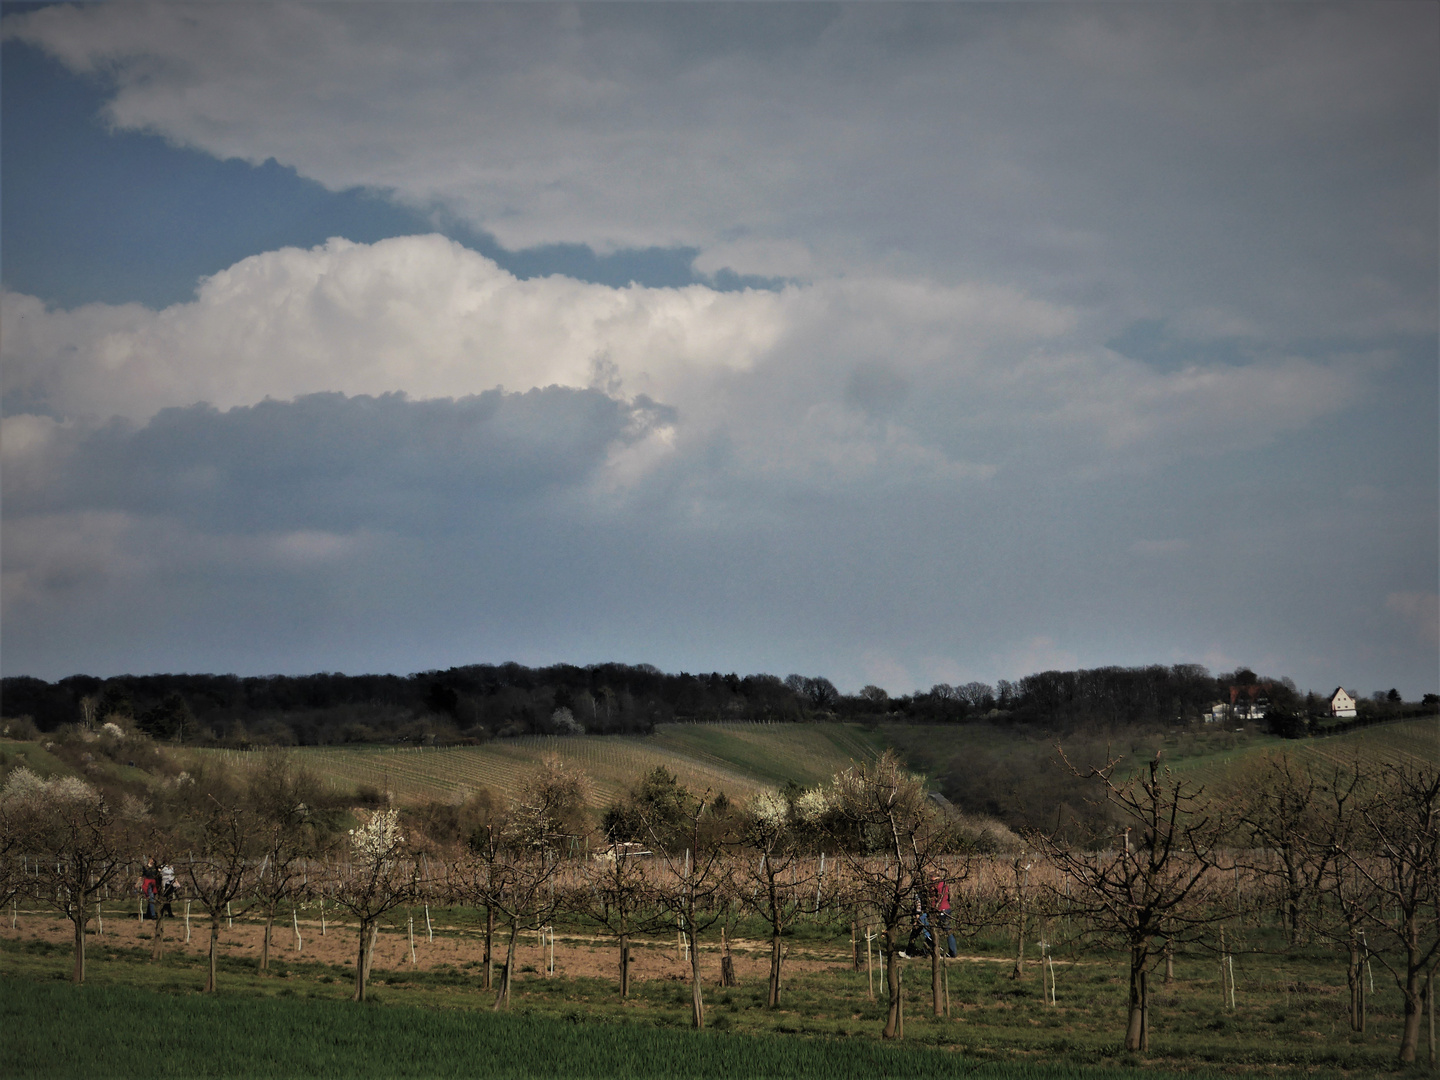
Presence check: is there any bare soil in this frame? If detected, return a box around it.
[2,905,859,986]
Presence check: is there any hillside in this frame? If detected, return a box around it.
[6,715,1434,832]
[865,714,1440,833]
[180,721,887,808]
[1161,715,1440,786]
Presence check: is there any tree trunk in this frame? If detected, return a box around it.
[688,927,705,1030]
[260,909,273,971]
[1347,930,1362,1031]
[354,917,372,1002]
[882,924,901,1039]
[766,931,784,1007]
[931,925,943,1017]
[364,921,378,984]
[150,906,166,962]
[720,927,737,988]
[1125,945,1148,1051]
[206,918,220,993]
[619,933,630,998]
[483,906,494,990]
[897,956,905,1038]
[1422,967,1434,1071]
[1140,969,1150,1051]
[71,913,86,984]
[493,919,518,1010]
[1012,901,1025,979]
[1164,937,1173,985]
[1400,967,1423,1063]
[1358,949,1367,1034]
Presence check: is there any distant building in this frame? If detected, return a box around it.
[1329,687,1357,718]
[1203,693,1267,723]
[1233,700,1269,721]
[1226,683,1269,721]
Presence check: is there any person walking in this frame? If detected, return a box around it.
[141,859,160,921]
[159,863,176,919]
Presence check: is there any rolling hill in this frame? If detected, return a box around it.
[182,721,888,808]
[10,715,1434,827]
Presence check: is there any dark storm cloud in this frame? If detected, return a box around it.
[12,388,673,532]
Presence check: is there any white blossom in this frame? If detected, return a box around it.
[749,790,789,832]
[550,707,582,735]
[0,766,47,803]
[794,787,832,825]
[349,807,403,863]
[0,767,99,808]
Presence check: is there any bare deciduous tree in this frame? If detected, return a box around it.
[1039,751,1224,1052]
[581,838,657,999]
[2,769,128,984]
[820,751,942,1039]
[483,758,589,1010]
[330,807,418,1002]
[1232,753,1346,944]
[247,753,322,972]
[737,790,828,1008]
[1343,763,1440,1062]
[182,797,255,993]
[645,790,734,1030]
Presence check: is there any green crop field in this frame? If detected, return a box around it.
[0,916,1418,1079]
[0,978,1219,1080]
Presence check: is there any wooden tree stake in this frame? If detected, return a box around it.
[866,926,875,1001]
[720,927,737,987]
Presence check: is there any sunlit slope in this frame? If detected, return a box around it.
[194,722,885,807]
[1161,716,1439,788]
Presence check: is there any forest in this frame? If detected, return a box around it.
[4,661,1430,748]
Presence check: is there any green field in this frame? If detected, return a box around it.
[1158,716,1440,788]
[880,715,1439,798]
[0,914,1418,1079]
[0,979,1212,1080]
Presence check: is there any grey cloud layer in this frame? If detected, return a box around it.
[0,3,1433,695]
[8,3,1435,345]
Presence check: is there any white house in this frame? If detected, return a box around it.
[1329,687,1357,718]
[1234,699,1269,721]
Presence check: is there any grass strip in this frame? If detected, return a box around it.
[3,979,1215,1080]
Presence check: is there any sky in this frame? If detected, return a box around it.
[1,2,1436,699]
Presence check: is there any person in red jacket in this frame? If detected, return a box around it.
[140,858,159,920]
[931,878,957,958]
